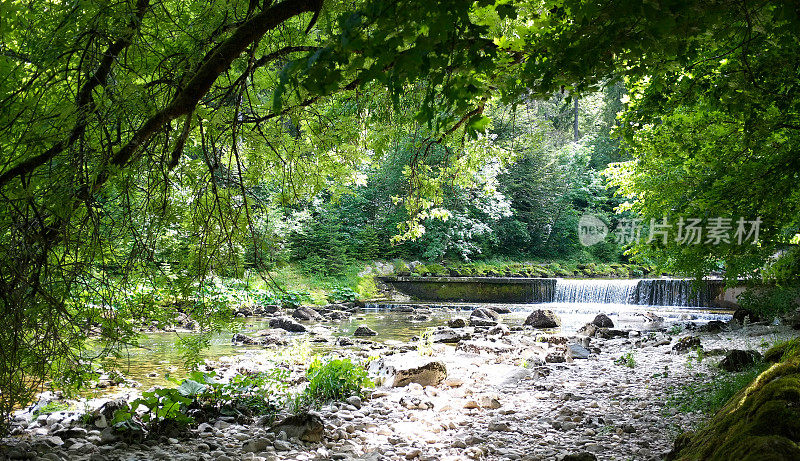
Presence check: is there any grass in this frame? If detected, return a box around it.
[240,261,377,304]
[666,363,769,415]
[32,401,70,418]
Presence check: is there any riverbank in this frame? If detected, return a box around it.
[2,305,795,461]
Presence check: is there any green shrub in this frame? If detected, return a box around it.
[303,358,374,404]
[279,291,311,308]
[615,351,636,368]
[327,286,358,303]
[738,284,800,321]
[111,369,291,433]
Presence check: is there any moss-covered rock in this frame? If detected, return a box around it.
[667,358,800,461]
[764,338,800,364]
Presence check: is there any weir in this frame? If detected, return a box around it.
[376,276,729,307]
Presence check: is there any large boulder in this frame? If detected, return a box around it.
[731,308,763,325]
[672,335,702,353]
[430,328,471,344]
[592,314,614,328]
[524,310,560,329]
[269,316,307,333]
[369,357,447,387]
[568,344,591,360]
[470,308,500,326]
[292,306,322,321]
[666,359,800,461]
[231,333,258,345]
[353,325,377,337]
[447,317,468,328]
[269,412,324,442]
[719,350,762,372]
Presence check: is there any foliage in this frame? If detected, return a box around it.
[32,401,70,419]
[738,284,800,321]
[111,369,291,433]
[602,1,800,281]
[416,328,435,357]
[327,286,358,304]
[667,363,769,416]
[302,358,373,405]
[615,352,636,369]
[278,291,311,309]
[764,338,800,364]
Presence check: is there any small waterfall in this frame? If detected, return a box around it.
[554,279,639,304]
[552,278,722,307]
[634,279,719,307]
[528,278,557,303]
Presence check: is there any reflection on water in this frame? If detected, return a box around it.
[98,303,732,392]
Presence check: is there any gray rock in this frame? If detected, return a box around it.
[430,328,471,344]
[269,316,307,332]
[488,323,510,336]
[369,357,447,387]
[354,325,377,336]
[568,344,591,359]
[470,307,500,325]
[577,323,597,337]
[273,440,292,451]
[231,333,258,345]
[592,314,614,328]
[447,317,468,328]
[346,396,362,409]
[488,420,511,431]
[292,306,322,321]
[269,412,324,442]
[719,349,761,372]
[242,438,272,453]
[672,335,702,353]
[525,310,560,328]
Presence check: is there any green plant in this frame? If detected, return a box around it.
[278,291,311,309]
[111,369,293,433]
[666,363,769,415]
[416,328,435,357]
[327,286,358,303]
[113,387,194,427]
[615,351,636,368]
[32,401,70,419]
[764,337,800,363]
[302,358,374,405]
[668,324,684,336]
[738,284,800,321]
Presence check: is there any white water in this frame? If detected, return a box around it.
[551,278,717,307]
[554,279,639,304]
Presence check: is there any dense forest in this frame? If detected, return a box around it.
[1,0,799,445]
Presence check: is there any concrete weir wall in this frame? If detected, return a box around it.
[376,276,556,303]
[376,276,733,308]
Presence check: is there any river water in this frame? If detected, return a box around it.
[98,302,732,393]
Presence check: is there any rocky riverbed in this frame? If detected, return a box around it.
[2,305,796,461]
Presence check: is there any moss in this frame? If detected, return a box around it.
[668,359,800,461]
[426,263,448,277]
[765,338,800,364]
[393,260,410,276]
